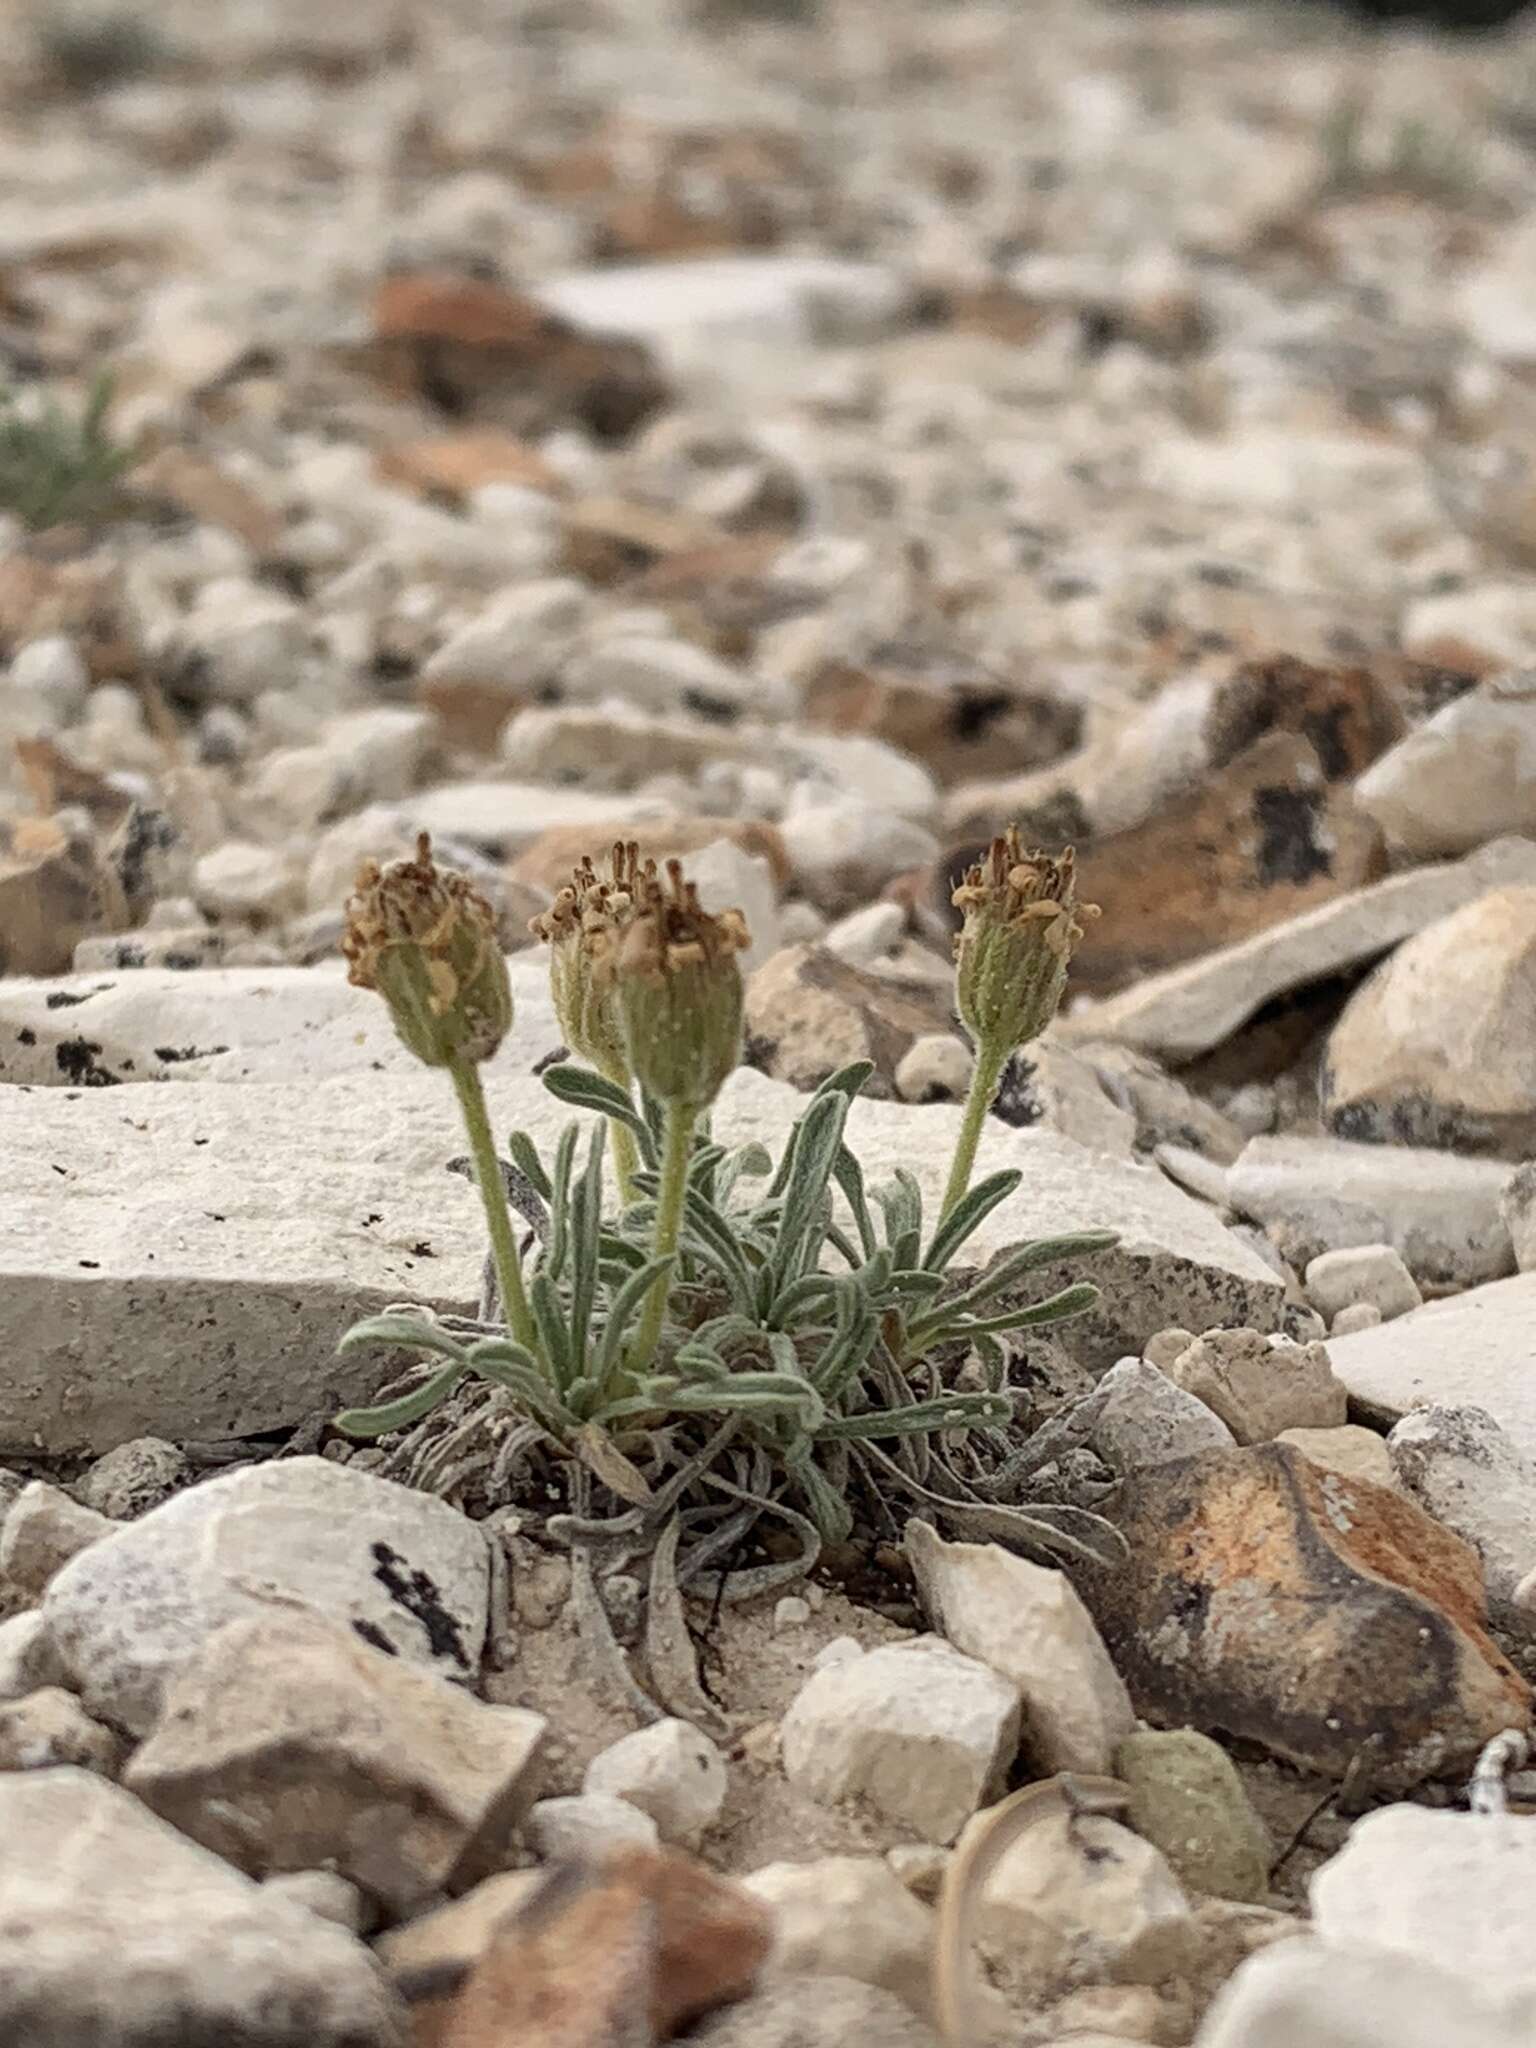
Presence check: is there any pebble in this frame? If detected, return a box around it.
[0,1611,66,1703]
[1091,1355,1237,1471]
[43,1457,490,1737]
[895,1032,974,1104]
[583,1718,727,1848]
[259,1870,373,1936]
[1388,1405,1536,1602]
[0,1769,399,2046]
[192,841,298,923]
[1166,1327,1348,1445]
[1354,675,1536,860]
[0,1686,122,1776]
[77,1437,189,1520]
[742,1857,936,2017]
[772,1596,811,1632]
[1331,1301,1385,1336]
[525,1792,661,1864]
[1113,1729,1271,1904]
[1304,1245,1423,1325]
[0,1484,117,1603]
[821,900,905,967]
[906,1520,1134,1776]
[1275,1425,1399,1491]
[689,1975,941,2048]
[780,1636,1020,1845]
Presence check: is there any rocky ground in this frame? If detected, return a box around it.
[3,0,1536,2043]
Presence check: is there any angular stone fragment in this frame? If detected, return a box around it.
[1112,1729,1271,1904]
[741,1858,936,2017]
[1388,1405,1536,1602]
[1354,673,1536,859]
[0,1483,117,1601]
[0,1768,403,2047]
[582,1718,727,1848]
[124,1614,545,1913]
[1303,1245,1422,1324]
[780,1636,1021,1844]
[0,1686,121,1775]
[44,1458,490,1736]
[744,943,952,1097]
[1081,1444,1530,1787]
[688,1975,941,2048]
[1166,1328,1347,1444]
[1090,1356,1237,1473]
[906,1520,1134,1776]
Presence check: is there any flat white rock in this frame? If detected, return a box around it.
[1197,1938,1529,2048]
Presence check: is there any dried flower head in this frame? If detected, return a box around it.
[614,858,749,1110]
[343,832,512,1068]
[952,834,1097,1054]
[530,841,650,1078]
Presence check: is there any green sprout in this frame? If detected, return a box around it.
[0,374,137,533]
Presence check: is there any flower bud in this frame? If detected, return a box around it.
[613,858,748,1110]
[530,841,647,1077]
[343,832,512,1068]
[952,834,1097,1054]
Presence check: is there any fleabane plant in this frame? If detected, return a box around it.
[334,831,1121,1566]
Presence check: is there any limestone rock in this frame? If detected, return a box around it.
[744,944,951,1098]
[1303,1246,1422,1324]
[509,816,789,897]
[1090,1355,1237,1472]
[1077,1041,1246,1163]
[781,795,940,913]
[77,1437,189,1519]
[895,1032,974,1104]
[1082,1443,1530,1787]
[0,1484,117,1602]
[1503,1160,1536,1271]
[685,835,782,973]
[1354,675,1536,859]
[1198,1940,1531,2048]
[525,1792,659,1864]
[1113,1729,1270,1904]
[0,1686,121,1775]
[1166,1327,1348,1444]
[0,815,127,977]
[0,1611,66,1703]
[0,1767,403,2046]
[1327,1276,1536,1463]
[956,1801,1193,1993]
[582,1719,727,1848]
[1388,1405,1536,1602]
[124,1613,544,1913]
[1061,837,1536,1064]
[1331,1302,1383,1336]
[905,1520,1134,1776]
[779,1636,1021,1844]
[1227,1134,1515,1288]
[741,1857,935,2016]
[689,1975,941,2048]
[1310,1807,1536,2028]
[1323,887,1536,1157]
[1275,1425,1399,1491]
[44,1457,490,1736]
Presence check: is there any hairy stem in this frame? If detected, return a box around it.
[627,1096,695,1376]
[598,1057,641,1208]
[939,1036,1009,1229]
[450,1057,539,1357]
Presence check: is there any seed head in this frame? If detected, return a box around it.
[343,832,512,1068]
[952,834,1097,1054]
[613,858,749,1110]
[530,840,649,1078]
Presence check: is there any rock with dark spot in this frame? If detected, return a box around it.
[43,1457,490,1737]
[1387,1405,1536,1602]
[1204,655,1404,785]
[1079,1443,1530,1789]
[743,944,951,1098]
[803,650,1082,788]
[1322,886,1536,1158]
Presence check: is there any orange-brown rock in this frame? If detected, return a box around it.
[1081,1442,1531,1792]
[744,944,949,1096]
[375,433,563,503]
[0,547,137,679]
[137,447,284,553]
[560,498,730,587]
[803,654,1081,789]
[402,1851,770,2048]
[509,818,789,899]
[366,273,670,443]
[1203,655,1405,785]
[0,814,127,976]
[1071,732,1384,994]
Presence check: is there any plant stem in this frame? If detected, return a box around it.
[939,1036,1009,1229]
[449,1057,539,1355]
[598,1058,641,1208]
[626,1095,695,1376]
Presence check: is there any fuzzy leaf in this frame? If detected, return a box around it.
[334,1358,469,1438]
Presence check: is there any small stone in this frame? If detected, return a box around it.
[744,943,951,1098]
[124,1612,546,1915]
[526,1793,660,1863]
[260,1869,373,1935]
[955,1801,1193,1993]
[1332,1302,1384,1336]
[44,1456,490,1736]
[1145,1326,1196,1370]
[1305,1246,1423,1324]
[77,1437,189,1520]
[0,1611,65,1703]
[906,1520,1134,1776]
[1082,1443,1531,1787]
[1167,1328,1347,1444]
[688,1975,941,2048]
[1322,886,1536,1158]
[1200,1939,1530,2048]
[1502,1160,1536,1272]
[773,1596,811,1632]
[896,1033,974,1104]
[779,1636,1021,1845]
[781,794,940,913]
[170,581,311,705]
[378,1869,543,1978]
[1354,675,1536,860]
[813,1635,863,1670]
[0,1484,117,1601]
[1228,1135,1515,1289]
[1112,1729,1271,1904]
[685,835,782,974]
[193,840,298,923]
[583,1718,727,1847]
[11,636,89,722]
[1311,1806,1536,2022]
[0,1768,400,2046]
[1388,1405,1536,1603]
[1276,1425,1399,1491]
[1091,1356,1236,1472]
[564,634,770,721]
[0,817,126,976]
[742,1857,935,2016]
[822,901,905,967]
[886,1843,949,1900]
[0,1687,122,1776]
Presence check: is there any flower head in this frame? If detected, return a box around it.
[343,832,512,1068]
[530,840,649,1078]
[952,834,1097,1053]
[613,858,749,1110]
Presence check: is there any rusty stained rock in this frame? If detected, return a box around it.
[1080,1442,1531,1792]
